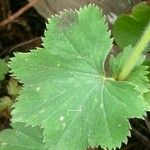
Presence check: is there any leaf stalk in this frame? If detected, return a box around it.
[118,22,150,81]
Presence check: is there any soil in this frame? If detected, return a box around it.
[0,0,150,150]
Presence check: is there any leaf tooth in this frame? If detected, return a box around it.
[88,144,99,150]
[101,15,112,39]
[51,15,55,18]
[109,125,131,150]
[47,17,51,23]
[57,8,75,19]
[58,10,65,17]
[45,13,60,29]
[9,56,22,82]
[78,3,100,13]
[88,3,99,9]
[44,18,50,30]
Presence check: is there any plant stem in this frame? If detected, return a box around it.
[118,22,150,81]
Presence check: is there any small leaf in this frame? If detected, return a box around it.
[7,78,21,98]
[0,59,8,81]
[0,123,47,150]
[0,96,13,112]
[113,2,150,50]
[10,4,149,150]
[127,66,150,93]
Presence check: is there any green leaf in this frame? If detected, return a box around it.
[0,123,47,150]
[144,91,150,104]
[0,59,8,81]
[10,5,149,150]
[0,96,13,112]
[126,66,150,93]
[7,78,21,98]
[113,2,150,50]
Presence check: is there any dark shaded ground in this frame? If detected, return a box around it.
[0,0,150,150]
[0,0,45,58]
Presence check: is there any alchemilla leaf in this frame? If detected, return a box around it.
[10,4,149,150]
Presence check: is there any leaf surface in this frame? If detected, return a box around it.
[10,5,149,150]
[0,123,47,150]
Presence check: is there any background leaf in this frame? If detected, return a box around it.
[0,59,8,81]
[0,123,47,150]
[113,2,150,50]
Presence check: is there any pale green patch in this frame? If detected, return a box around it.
[0,59,8,81]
